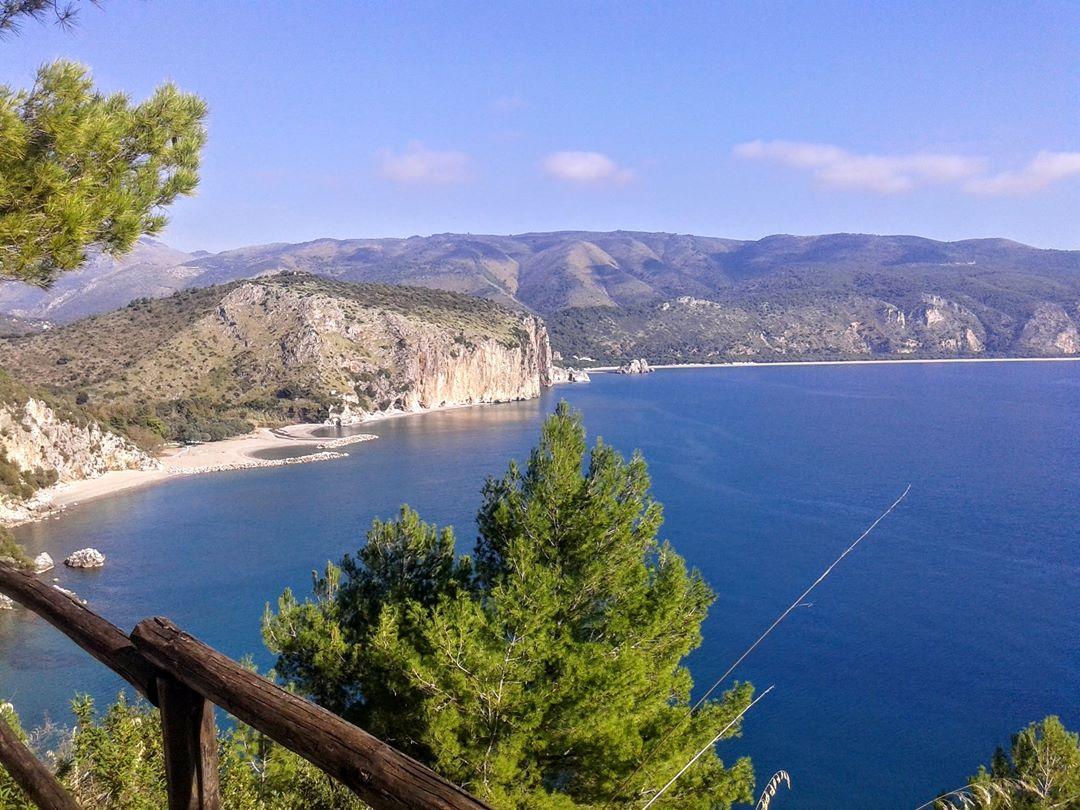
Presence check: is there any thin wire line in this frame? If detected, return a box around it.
[641,685,775,809]
[610,484,911,807]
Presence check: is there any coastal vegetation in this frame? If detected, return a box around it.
[930,716,1080,809]
[0,406,753,808]
[263,403,753,808]
[0,695,364,810]
[0,526,29,567]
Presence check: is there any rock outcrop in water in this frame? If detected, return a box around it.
[550,366,591,384]
[618,358,654,374]
[65,548,106,568]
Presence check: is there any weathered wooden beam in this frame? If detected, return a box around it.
[158,677,221,810]
[0,564,158,704]
[0,711,81,810]
[131,617,492,810]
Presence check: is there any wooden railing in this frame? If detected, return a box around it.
[0,564,492,810]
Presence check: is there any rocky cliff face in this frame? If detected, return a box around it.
[1018,303,1080,355]
[211,281,553,423]
[1,275,558,438]
[0,397,158,522]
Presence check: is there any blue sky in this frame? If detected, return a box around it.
[2,1,1078,251]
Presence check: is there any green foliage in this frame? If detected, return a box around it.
[0,60,207,285]
[969,716,1080,809]
[264,404,754,808]
[0,447,58,500]
[59,694,168,809]
[0,1,86,37]
[0,525,30,568]
[933,716,1080,809]
[0,703,35,810]
[0,693,366,809]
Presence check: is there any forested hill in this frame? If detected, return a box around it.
[0,274,554,444]
[2,231,1079,362]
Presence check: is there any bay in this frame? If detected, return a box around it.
[4,362,1078,808]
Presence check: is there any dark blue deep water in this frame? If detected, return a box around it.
[3,363,1078,808]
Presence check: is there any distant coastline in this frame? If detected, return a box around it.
[588,356,1080,372]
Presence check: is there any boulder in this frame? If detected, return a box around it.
[64,548,106,569]
[32,552,54,574]
[0,594,13,610]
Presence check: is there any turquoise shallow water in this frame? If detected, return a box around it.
[4,362,1079,808]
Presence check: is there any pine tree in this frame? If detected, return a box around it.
[264,403,755,808]
[0,60,206,285]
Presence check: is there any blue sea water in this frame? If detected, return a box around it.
[3,362,1078,808]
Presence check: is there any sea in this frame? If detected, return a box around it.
[3,361,1078,808]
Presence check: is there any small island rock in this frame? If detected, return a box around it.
[65,548,105,569]
[551,366,591,384]
[617,358,654,375]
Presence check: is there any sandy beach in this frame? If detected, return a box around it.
[29,424,376,519]
[16,401,488,522]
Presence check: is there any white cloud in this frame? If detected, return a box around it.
[491,95,527,112]
[543,151,635,186]
[376,142,471,186]
[734,140,984,194]
[965,151,1080,195]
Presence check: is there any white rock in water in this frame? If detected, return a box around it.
[65,548,105,569]
[0,594,13,610]
[568,368,591,383]
[32,552,54,574]
[550,366,591,384]
[52,585,87,604]
[617,358,654,375]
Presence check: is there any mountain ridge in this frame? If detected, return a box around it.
[2,230,1078,362]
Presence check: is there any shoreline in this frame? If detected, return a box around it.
[7,399,529,526]
[11,424,377,525]
[9,398,517,526]
[588,355,1080,372]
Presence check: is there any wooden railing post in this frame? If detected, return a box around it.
[0,563,491,810]
[132,617,493,810]
[0,712,81,810]
[157,677,221,810]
